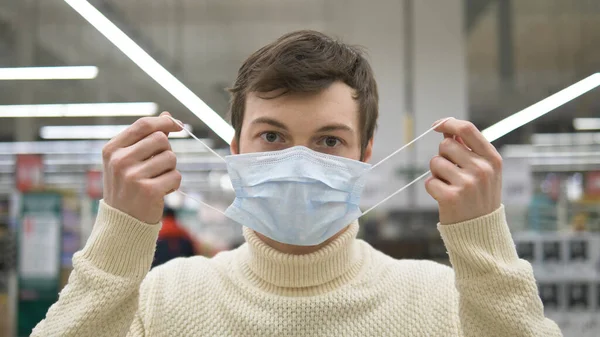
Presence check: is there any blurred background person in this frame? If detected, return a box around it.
[152,206,199,268]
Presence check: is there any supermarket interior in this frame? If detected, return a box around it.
[0,0,599,336]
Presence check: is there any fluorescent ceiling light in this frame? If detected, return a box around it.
[63,0,234,143]
[506,151,600,159]
[40,124,193,140]
[0,66,98,80]
[0,102,158,117]
[0,139,213,155]
[532,132,600,146]
[573,118,600,131]
[482,73,600,142]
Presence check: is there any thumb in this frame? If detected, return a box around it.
[158,111,183,136]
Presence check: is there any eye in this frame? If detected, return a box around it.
[320,136,342,148]
[260,132,283,143]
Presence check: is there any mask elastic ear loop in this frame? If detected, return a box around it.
[165,116,228,215]
[176,190,228,216]
[361,170,431,216]
[167,116,226,162]
[361,117,453,216]
[370,117,453,169]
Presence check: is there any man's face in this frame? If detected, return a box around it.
[231,81,373,162]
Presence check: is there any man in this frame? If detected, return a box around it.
[32,30,561,336]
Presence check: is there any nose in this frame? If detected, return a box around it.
[287,134,313,150]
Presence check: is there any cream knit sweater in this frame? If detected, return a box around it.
[32,202,561,336]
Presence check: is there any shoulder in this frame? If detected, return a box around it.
[360,244,459,306]
[390,256,453,277]
[361,241,455,284]
[141,248,238,293]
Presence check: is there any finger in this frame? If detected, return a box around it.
[107,115,182,150]
[442,133,468,148]
[128,131,172,161]
[158,112,184,136]
[434,118,495,158]
[429,155,463,185]
[144,169,182,195]
[431,118,451,128]
[132,150,177,179]
[424,176,453,202]
[438,138,479,169]
[455,136,468,147]
[442,132,471,150]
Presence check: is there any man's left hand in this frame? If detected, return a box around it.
[424,118,503,225]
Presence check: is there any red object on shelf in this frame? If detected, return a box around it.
[15,154,44,192]
[585,172,600,196]
[86,170,103,199]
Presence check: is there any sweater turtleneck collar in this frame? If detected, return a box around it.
[238,222,365,290]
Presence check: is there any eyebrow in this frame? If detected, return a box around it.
[250,117,354,133]
[250,117,289,130]
[316,123,353,133]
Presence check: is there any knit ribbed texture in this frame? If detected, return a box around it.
[32,204,562,337]
[31,201,161,337]
[241,222,363,290]
[438,205,519,279]
[82,201,161,278]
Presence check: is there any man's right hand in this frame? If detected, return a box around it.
[101,112,183,224]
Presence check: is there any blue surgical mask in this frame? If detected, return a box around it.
[224,146,370,245]
[169,116,450,246]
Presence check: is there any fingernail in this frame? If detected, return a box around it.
[432,119,442,127]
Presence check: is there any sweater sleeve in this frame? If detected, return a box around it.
[437,205,562,337]
[31,201,159,337]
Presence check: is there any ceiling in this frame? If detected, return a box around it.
[0,0,598,146]
[468,0,600,145]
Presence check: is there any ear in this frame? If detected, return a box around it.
[362,137,374,163]
[230,136,239,155]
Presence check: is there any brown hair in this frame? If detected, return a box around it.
[228,30,379,154]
